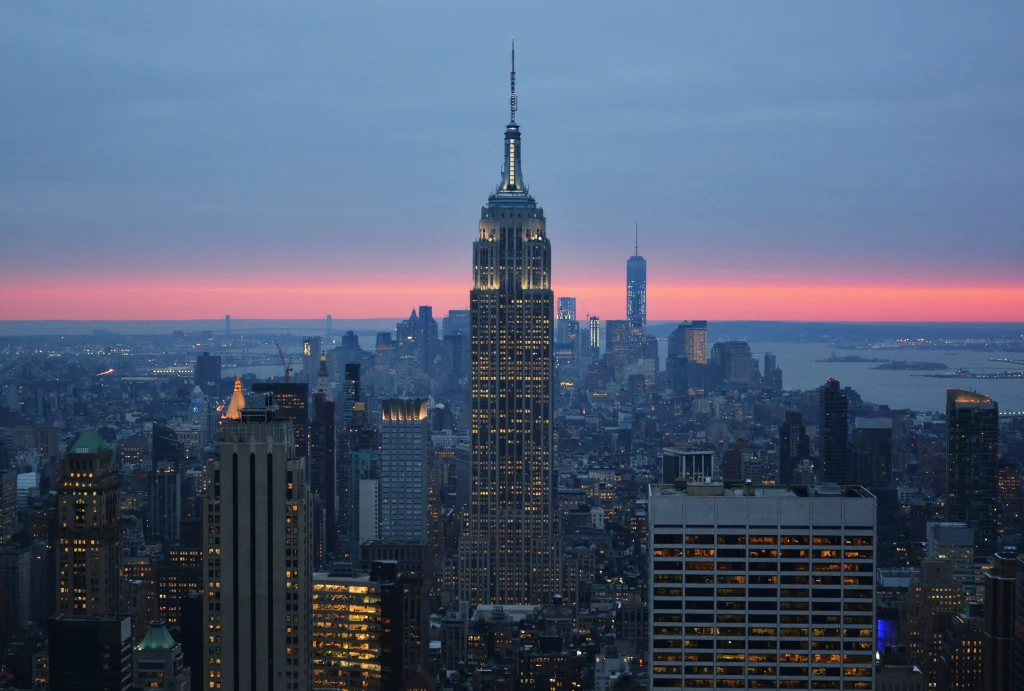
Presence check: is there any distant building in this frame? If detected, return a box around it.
[0,469,17,544]
[0,546,30,642]
[946,390,999,555]
[556,297,577,345]
[310,354,336,567]
[57,430,122,616]
[668,320,707,365]
[661,449,713,484]
[711,341,752,388]
[626,234,646,343]
[148,462,180,544]
[819,378,852,484]
[49,615,132,691]
[251,381,309,461]
[303,336,322,393]
[193,351,221,389]
[855,417,893,487]
[380,398,430,545]
[763,351,783,392]
[606,320,633,369]
[584,315,601,357]
[648,483,876,689]
[778,411,810,484]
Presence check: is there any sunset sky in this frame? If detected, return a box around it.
[2,3,1023,322]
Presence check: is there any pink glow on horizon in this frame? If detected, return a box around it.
[3,274,1024,322]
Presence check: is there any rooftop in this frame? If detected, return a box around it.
[69,429,110,454]
[137,621,178,651]
[650,482,873,500]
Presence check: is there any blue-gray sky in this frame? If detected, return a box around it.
[2,2,1023,320]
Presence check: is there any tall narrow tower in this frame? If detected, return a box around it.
[626,224,647,344]
[461,44,560,606]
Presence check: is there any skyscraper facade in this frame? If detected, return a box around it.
[461,47,560,606]
[303,336,322,394]
[626,232,646,343]
[252,381,309,461]
[56,430,122,616]
[380,398,430,545]
[194,351,221,389]
[819,378,852,484]
[667,320,708,365]
[203,397,312,691]
[946,389,999,555]
[648,482,876,690]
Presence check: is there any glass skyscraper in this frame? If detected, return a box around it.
[626,229,647,342]
[460,45,560,606]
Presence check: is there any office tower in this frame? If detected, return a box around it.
[648,482,876,690]
[153,423,184,471]
[997,462,1021,535]
[903,560,963,684]
[224,314,230,338]
[380,399,429,545]
[461,45,560,606]
[626,226,646,343]
[605,319,632,369]
[763,351,783,392]
[983,553,1016,691]
[926,521,979,601]
[0,468,17,544]
[778,411,810,484]
[312,561,423,690]
[310,354,336,566]
[946,390,999,555]
[818,378,852,484]
[49,615,132,691]
[56,430,122,616]
[588,316,601,355]
[556,297,576,340]
[854,417,893,488]
[148,462,181,543]
[938,604,984,691]
[203,398,311,691]
[0,546,30,642]
[252,381,309,461]
[443,309,471,340]
[133,621,190,690]
[710,341,752,389]
[223,376,246,420]
[194,351,221,389]
[668,320,708,365]
[303,336,322,394]
[326,314,332,337]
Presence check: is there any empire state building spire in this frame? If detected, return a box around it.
[496,39,528,199]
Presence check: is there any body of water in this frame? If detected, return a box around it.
[747,342,1024,413]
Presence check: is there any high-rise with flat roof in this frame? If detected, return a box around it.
[946,389,999,555]
[461,45,560,606]
[854,417,892,488]
[819,378,852,484]
[203,397,311,691]
[648,483,876,690]
[380,398,429,545]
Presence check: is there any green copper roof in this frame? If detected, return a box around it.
[137,621,177,651]
[69,429,110,454]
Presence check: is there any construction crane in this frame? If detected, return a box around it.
[275,343,294,383]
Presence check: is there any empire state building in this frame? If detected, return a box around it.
[460,45,561,606]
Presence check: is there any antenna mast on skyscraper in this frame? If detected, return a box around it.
[635,222,639,256]
[510,38,517,124]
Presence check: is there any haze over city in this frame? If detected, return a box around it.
[3,2,1024,321]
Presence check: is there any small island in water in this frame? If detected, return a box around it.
[816,353,891,364]
[871,360,947,371]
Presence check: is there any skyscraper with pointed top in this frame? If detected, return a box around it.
[626,224,647,345]
[460,44,561,606]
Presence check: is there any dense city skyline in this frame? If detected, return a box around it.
[3,3,1024,321]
